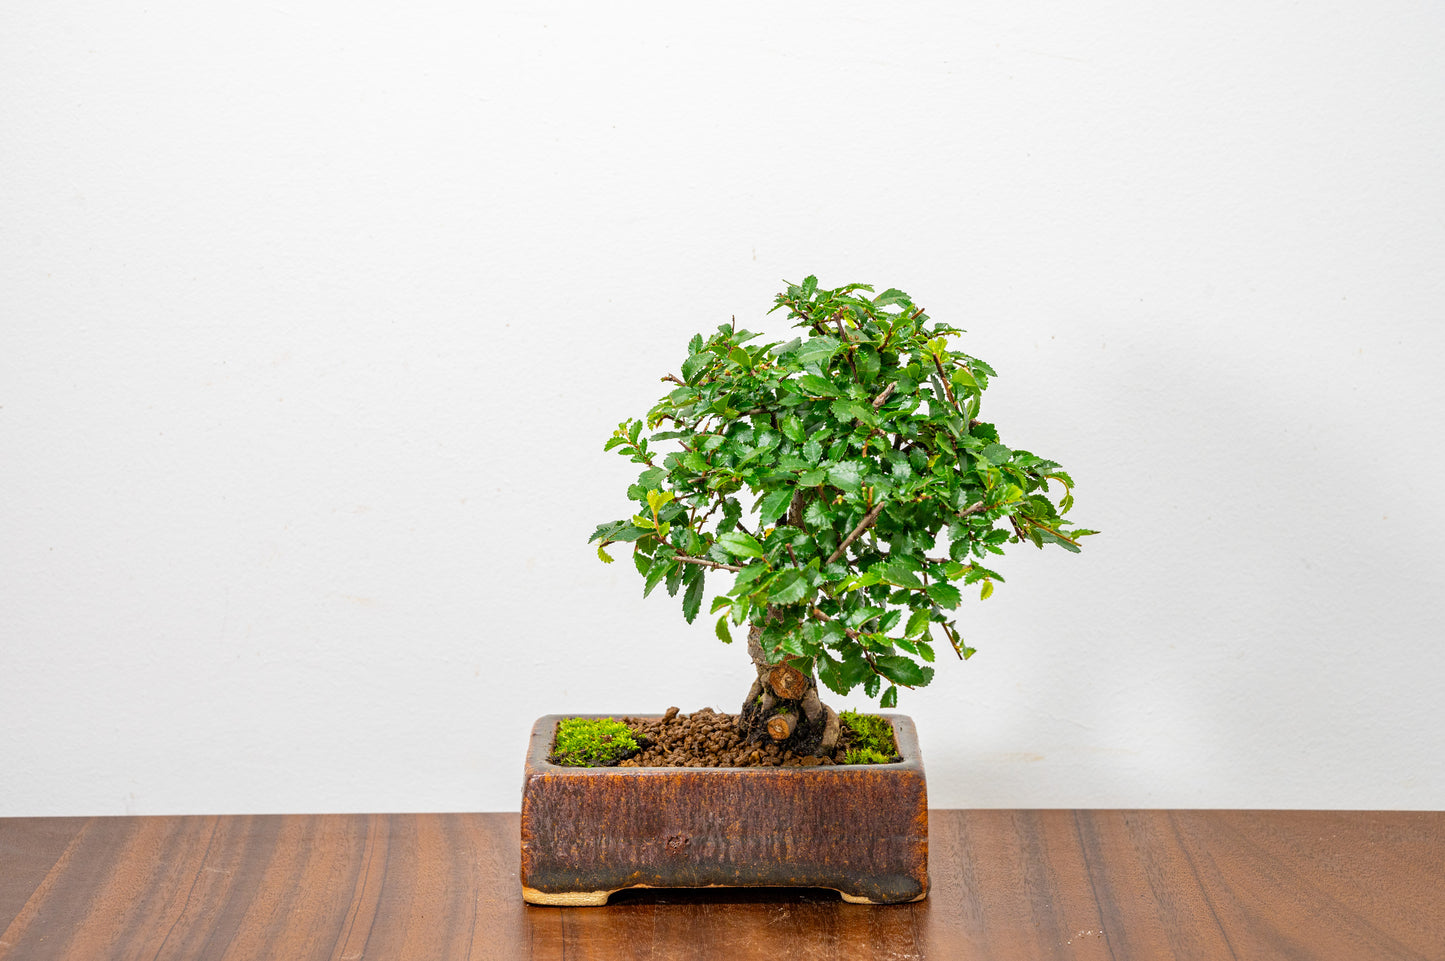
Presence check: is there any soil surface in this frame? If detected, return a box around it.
[607,706,899,768]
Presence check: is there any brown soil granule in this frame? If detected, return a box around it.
[611,706,877,768]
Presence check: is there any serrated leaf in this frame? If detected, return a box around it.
[854,346,881,383]
[875,654,933,687]
[683,450,709,472]
[780,415,806,443]
[596,543,614,564]
[827,462,864,494]
[767,569,808,605]
[684,354,713,384]
[642,557,673,598]
[715,615,734,644]
[795,335,840,370]
[873,288,911,307]
[979,579,994,600]
[757,488,794,525]
[871,559,923,589]
[797,469,827,487]
[821,652,873,696]
[984,443,1011,465]
[904,608,931,638]
[729,346,752,369]
[729,562,771,593]
[801,436,824,464]
[803,498,831,530]
[830,398,872,424]
[717,531,764,559]
[710,595,733,614]
[797,373,837,397]
[880,685,898,708]
[682,571,704,622]
[926,582,962,608]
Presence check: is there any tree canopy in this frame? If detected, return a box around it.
[591,277,1094,707]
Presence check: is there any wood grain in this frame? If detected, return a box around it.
[1,811,1440,960]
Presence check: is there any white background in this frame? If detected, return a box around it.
[4,1,1443,816]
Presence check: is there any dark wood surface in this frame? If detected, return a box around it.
[1,810,1440,960]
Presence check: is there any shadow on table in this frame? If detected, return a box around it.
[606,886,842,906]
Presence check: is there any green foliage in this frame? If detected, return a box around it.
[840,710,899,764]
[590,277,1096,705]
[550,717,640,767]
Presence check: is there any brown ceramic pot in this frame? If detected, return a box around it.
[520,713,928,905]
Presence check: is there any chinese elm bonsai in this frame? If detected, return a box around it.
[590,277,1094,758]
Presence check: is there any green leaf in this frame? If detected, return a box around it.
[780,415,806,443]
[875,655,933,687]
[681,353,710,382]
[796,373,837,397]
[926,582,962,608]
[767,569,808,605]
[803,498,831,530]
[873,288,911,307]
[880,685,898,709]
[871,559,922,589]
[717,531,764,559]
[729,562,771,593]
[904,608,931,638]
[983,443,1011,465]
[854,346,881,383]
[642,557,674,598]
[817,652,872,696]
[596,543,614,564]
[757,488,794,525]
[683,451,709,472]
[827,462,864,494]
[710,595,733,614]
[682,572,704,623]
[979,579,994,600]
[802,436,824,465]
[794,335,840,370]
[715,615,734,644]
[729,346,752,369]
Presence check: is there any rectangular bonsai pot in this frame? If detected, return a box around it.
[520,713,928,905]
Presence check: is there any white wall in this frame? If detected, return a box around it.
[4,1,1443,816]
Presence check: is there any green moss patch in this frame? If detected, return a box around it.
[839,711,900,764]
[550,717,640,766]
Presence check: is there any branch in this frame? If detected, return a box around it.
[941,622,966,660]
[1021,517,1081,547]
[954,500,987,521]
[809,606,883,676]
[674,555,744,573]
[810,606,860,642]
[931,355,956,407]
[871,381,897,409]
[827,500,887,565]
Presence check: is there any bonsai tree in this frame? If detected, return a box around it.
[590,277,1094,756]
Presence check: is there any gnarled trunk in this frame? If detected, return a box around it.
[737,610,840,755]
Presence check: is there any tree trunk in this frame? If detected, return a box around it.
[737,608,840,755]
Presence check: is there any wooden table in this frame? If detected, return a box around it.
[1,811,1440,960]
